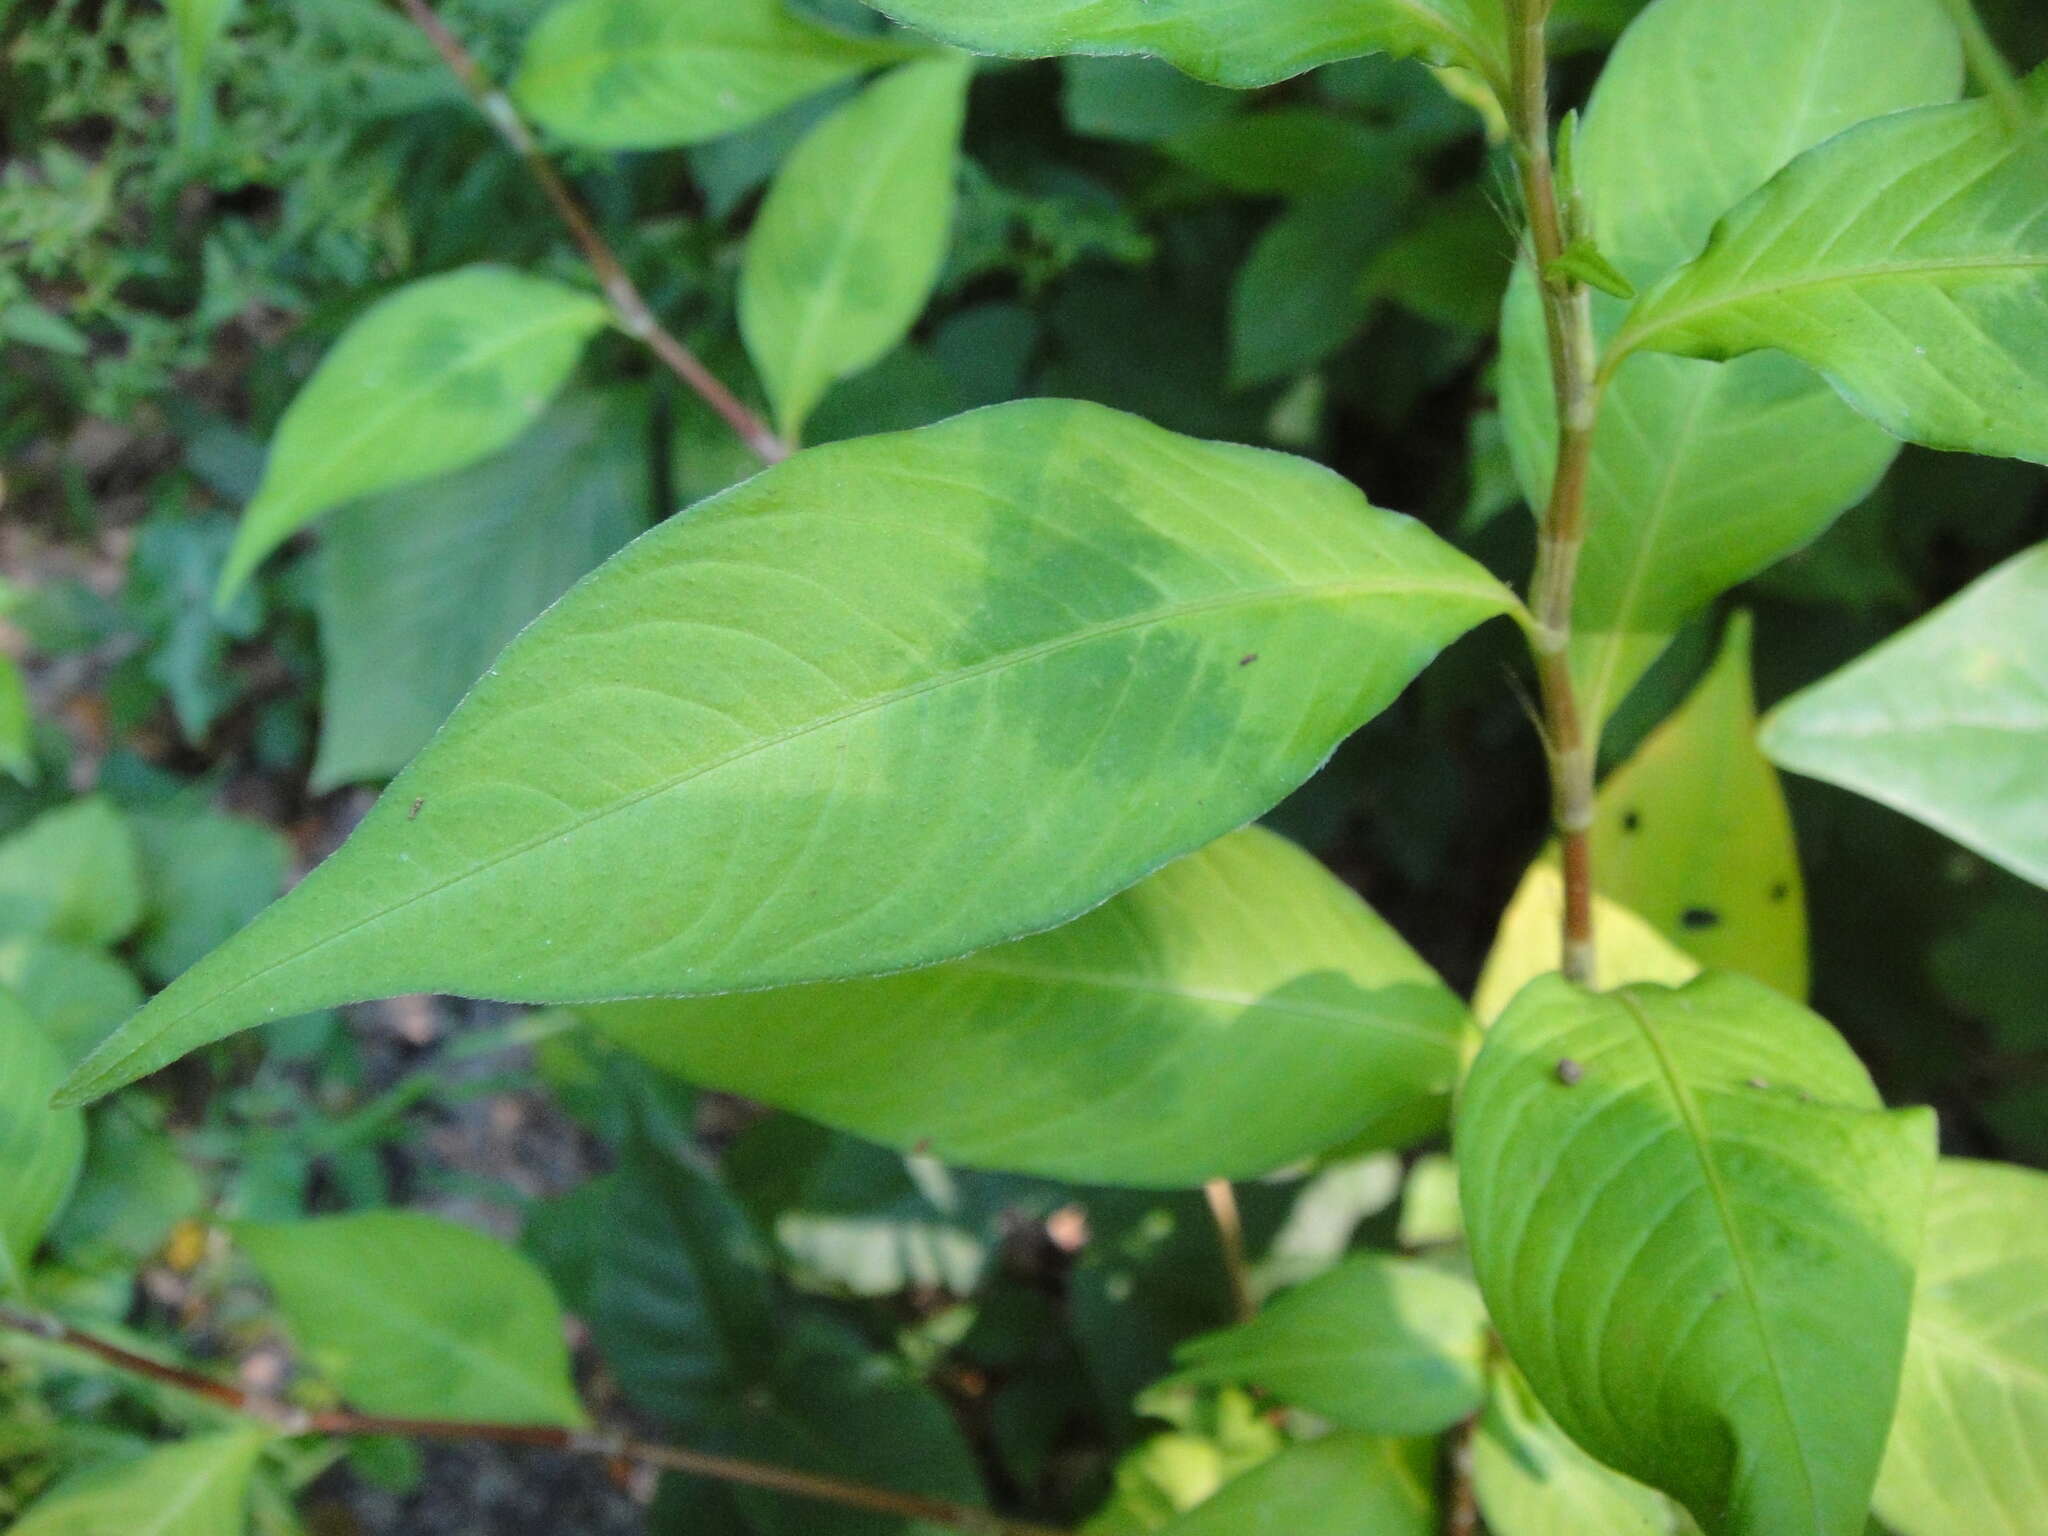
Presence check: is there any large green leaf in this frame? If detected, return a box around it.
[1500,0,1961,728]
[1617,72,2048,465]
[1458,972,1934,1536]
[859,0,1508,91]
[313,389,647,790]
[1589,614,1807,997]
[60,400,1515,1105]
[740,56,970,441]
[0,797,143,948]
[9,1431,270,1536]
[216,267,609,604]
[1876,1158,2048,1536]
[236,1211,586,1426]
[1762,542,2048,890]
[1169,1253,1487,1434]
[513,0,906,150]
[1156,1433,1435,1535]
[1473,1361,1676,1536]
[591,827,1467,1187]
[0,992,86,1294]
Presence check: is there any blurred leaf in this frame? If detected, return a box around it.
[9,1430,270,1536]
[0,798,143,949]
[47,1101,205,1267]
[130,810,289,986]
[1164,109,1406,198]
[1061,57,1237,143]
[1458,973,1934,1536]
[1470,862,1699,1026]
[1591,614,1808,997]
[0,991,86,1294]
[166,0,239,143]
[237,1211,587,1426]
[1082,1390,1282,1533]
[0,653,32,785]
[595,827,1467,1187]
[218,266,609,603]
[1396,1155,1461,1250]
[515,0,906,150]
[314,388,647,789]
[1620,74,2048,466]
[63,401,1514,1106]
[1364,187,1514,334]
[1154,1432,1435,1535]
[740,57,972,440]
[1171,1253,1487,1434]
[1473,1360,1675,1536]
[1230,191,1399,388]
[1762,543,2048,891]
[0,937,141,1067]
[1876,1158,2048,1536]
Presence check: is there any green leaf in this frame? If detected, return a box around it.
[1473,1360,1675,1536]
[216,267,609,604]
[1546,239,1635,301]
[0,797,144,949]
[0,991,86,1294]
[1062,56,1238,144]
[1500,0,1963,728]
[1156,1433,1435,1535]
[1617,72,2048,465]
[740,56,971,441]
[1169,1253,1487,1434]
[1457,972,1935,1536]
[1469,862,1699,1026]
[60,400,1516,1106]
[1229,192,1400,388]
[166,0,238,143]
[0,652,33,785]
[9,1430,270,1536]
[1163,109,1406,199]
[860,0,1508,91]
[313,389,647,790]
[513,0,906,150]
[0,937,141,1068]
[1762,542,2048,890]
[1875,1158,2048,1536]
[1590,614,1807,997]
[130,811,289,987]
[593,827,1466,1187]
[236,1211,586,1426]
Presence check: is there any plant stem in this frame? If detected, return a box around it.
[1203,1178,1256,1323]
[0,1305,1063,1536]
[1442,1415,1483,1536]
[1939,0,2028,129]
[1506,0,1600,985]
[389,0,790,465]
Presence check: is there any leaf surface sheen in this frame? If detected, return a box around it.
[1500,0,1963,728]
[594,827,1467,1187]
[1761,541,2048,891]
[1457,972,1934,1536]
[218,266,609,603]
[1621,72,2048,464]
[513,0,907,149]
[61,399,1515,1105]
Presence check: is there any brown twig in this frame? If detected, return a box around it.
[1506,0,1601,985]
[1442,1415,1483,1536]
[0,1305,1062,1536]
[1203,1178,1257,1324]
[391,0,790,465]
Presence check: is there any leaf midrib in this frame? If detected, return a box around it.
[75,569,1511,1094]
[1612,989,1825,1529]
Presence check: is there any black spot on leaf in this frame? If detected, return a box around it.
[1680,906,1721,930]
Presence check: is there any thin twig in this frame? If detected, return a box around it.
[1442,1415,1483,1536]
[1505,0,1600,985]
[391,0,790,465]
[0,1306,1063,1536]
[1203,1178,1256,1324]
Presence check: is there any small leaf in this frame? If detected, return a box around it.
[0,937,142,1068]
[740,56,971,440]
[1591,613,1807,997]
[1473,1360,1675,1536]
[237,1211,587,1426]
[0,653,34,784]
[1469,862,1699,1027]
[1156,1433,1435,1535]
[9,1430,270,1536]
[1458,972,1935,1536]
[130,810,290,986]
[0,992,86,1294]
[166,0,239,143]
[860,0,1509,90]
[0,797,143,949]
[1618,71,2048,465]
[596,827,1467,1187]
[1875,1158,2048,1536]
[1170,1253,1487,1434]
[216,267,609,604]
[1230,191,1403,388]
[1761,542,2048,891]
[61,400,1516,1106]
[514,0,906,150]
[1545,238,1635,300]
